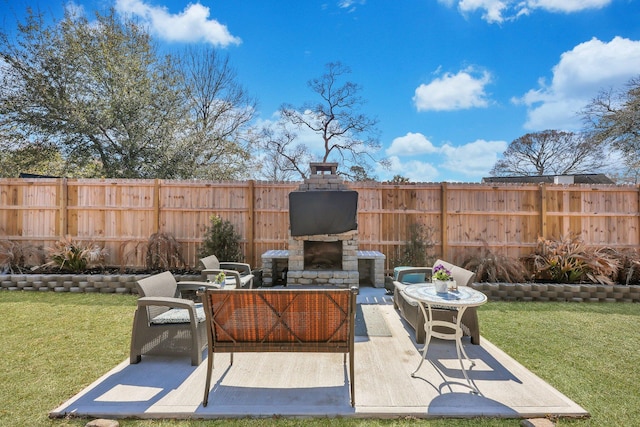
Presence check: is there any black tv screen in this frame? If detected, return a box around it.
[289,190,358,236]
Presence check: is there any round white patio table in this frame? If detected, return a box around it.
[403,284,487,393]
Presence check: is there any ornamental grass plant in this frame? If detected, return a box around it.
[47,235,109,273]
[531,234,621,285]
[1,291,638,426]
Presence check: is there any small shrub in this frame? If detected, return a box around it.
[0,240,45,273]
[391,223,436,268]
[583,246,622,285]
[117,240,143,272]
[614,248,640,285]
[47,236,108,272]
[198,215,242,262]
[530,234,619,285]
[458,240,530,283]
[146,232,186,271]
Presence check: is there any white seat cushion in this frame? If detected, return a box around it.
[151,304,205,324]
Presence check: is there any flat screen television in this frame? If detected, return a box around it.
[289,190,358,236]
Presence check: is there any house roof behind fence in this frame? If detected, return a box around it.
[481,174,615,184]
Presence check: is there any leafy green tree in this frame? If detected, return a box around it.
[0,142,59,178]
[391,175,410,183]
[347,165,377,181]
[0,8,256,179]
[0,8,186,178]
[0,139,103,178]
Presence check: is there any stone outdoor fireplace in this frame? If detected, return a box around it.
[286,163,360,288]
[261,162,385,288]
[304,241,342,270]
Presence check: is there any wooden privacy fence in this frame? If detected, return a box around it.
[1,178,639,270]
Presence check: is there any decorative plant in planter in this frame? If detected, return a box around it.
[459,239,530,283]
[615,248,640,285]
[432,263,453,293]
[432,264,452,281]
[0,235,200,295]
[0,240,45,274]
[47,236,108,273]
[530,234,620,285]
[145,232,186,271]
[214,271,226,285]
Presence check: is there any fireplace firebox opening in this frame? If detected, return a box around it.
[304,241,342,270]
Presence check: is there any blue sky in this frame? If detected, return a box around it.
[2,0,640,182]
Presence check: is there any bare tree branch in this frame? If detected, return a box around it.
[581,76,640,183]
[490,130,607,177]
[271,62,385,178]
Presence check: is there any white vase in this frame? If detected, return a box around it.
[433,279,449,293]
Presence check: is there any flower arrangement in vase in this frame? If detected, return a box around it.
[208,271,226,287]
[432,264,455,293]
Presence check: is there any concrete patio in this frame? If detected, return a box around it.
[50,287,588,421]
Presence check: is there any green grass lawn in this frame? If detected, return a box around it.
[1,291,638,427]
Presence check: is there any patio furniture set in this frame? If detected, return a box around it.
[129,255,483,406]
[130,255,255,366]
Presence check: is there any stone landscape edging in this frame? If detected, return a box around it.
[1,274,639,302]
[0,273,200,294]
[471,282,640,303]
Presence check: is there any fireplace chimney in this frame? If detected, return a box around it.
[286,163,359,288]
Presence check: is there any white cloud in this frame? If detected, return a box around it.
[440,139,507,176]
[527,0,611,13]
[115,0,241,47]
[442,0,611,23]
[414,68,492,112]
[386,133,438,156]
[382,156,440,182]
[515,37,640,131]
[379,136,506,182]
[338,0,366,11]
[459,0,509,23]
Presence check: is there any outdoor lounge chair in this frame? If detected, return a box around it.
[130,271,209,366]
[393,259,480,345]
[198,255,254,289]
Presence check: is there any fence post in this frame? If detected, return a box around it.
[540,183,547,239]
[441,182,448,259]
[247,180,255,266]
[153,179,160,234]
[58,178,68,238]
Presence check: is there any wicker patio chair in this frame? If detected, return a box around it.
[198,255,254,289]
[130,271,208,366]
[393,260,480,345]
